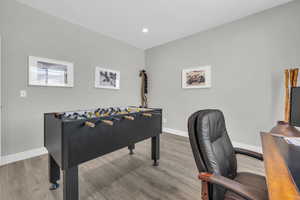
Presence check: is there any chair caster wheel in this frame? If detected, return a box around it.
[50,183,59,190]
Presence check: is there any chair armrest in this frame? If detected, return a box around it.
[234,147,263,161]
[199,173,262,200]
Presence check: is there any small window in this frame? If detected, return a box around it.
[29,57,74,87]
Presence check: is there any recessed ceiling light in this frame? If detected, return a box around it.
[142,28,149,33]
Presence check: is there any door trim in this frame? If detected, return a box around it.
[0,36,2,158]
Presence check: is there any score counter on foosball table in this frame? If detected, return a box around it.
[44,107,162,200]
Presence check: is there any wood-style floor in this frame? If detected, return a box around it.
[0,133,265,200]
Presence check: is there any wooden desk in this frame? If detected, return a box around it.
[261,124,300,200]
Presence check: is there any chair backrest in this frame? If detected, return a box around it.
[188,109,237,200]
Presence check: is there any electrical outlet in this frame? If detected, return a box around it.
[20,90,27,98]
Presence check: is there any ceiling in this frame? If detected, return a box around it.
[17,0,293,49]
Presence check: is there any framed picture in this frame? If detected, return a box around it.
[95,67,120,89]
[28,56,74,87]
[182,66,211,89]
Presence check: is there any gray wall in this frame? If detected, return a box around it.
[1,0,299,155]
[145,1,300,147]
[0,0,145,156]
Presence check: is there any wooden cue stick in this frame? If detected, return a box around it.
[285,68,299,122]
[290,69,294,88]
[293,68,299,87]
[284,69,290,122]
[287,69,298,122]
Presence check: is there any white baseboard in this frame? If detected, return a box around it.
[163,127,262,153]
[231,141,262,153]
[0,128,261,166]
[163,128,188,137]
[0,147,48,166]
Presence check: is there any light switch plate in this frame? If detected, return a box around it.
[20,90,27,98]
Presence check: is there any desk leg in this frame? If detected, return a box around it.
[63,166,79,200]
[49,155,60,190]
[151,135,160,166]
[128,144,135,155]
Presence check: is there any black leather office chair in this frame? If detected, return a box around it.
[188,110,268,200]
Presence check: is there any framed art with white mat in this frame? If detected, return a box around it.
[182,66,211,89]
[95,67,120,90]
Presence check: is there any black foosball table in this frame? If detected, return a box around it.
[44,106,162,200]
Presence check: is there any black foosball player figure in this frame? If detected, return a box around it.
[117,107,122,114]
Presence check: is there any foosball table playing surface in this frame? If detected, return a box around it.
[44,106,162,200]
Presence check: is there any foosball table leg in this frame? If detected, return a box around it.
[151,135,160,166]
[49,155,60,190]
[128,144,135,155]
[63,166,79,200]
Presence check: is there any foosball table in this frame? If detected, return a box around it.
[44,106,162,200]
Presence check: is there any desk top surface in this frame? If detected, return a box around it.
[261,127,300,200]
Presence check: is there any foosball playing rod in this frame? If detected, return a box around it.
[151,112,162,115]
[84,114,153,128]
[85,120,114,127]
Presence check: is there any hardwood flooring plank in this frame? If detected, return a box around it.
[0,133,264,200]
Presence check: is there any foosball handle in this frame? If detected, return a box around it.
[142,113,152,117]
[102,120,114,126]
[124,116,134,120]
[85,121,96,128]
